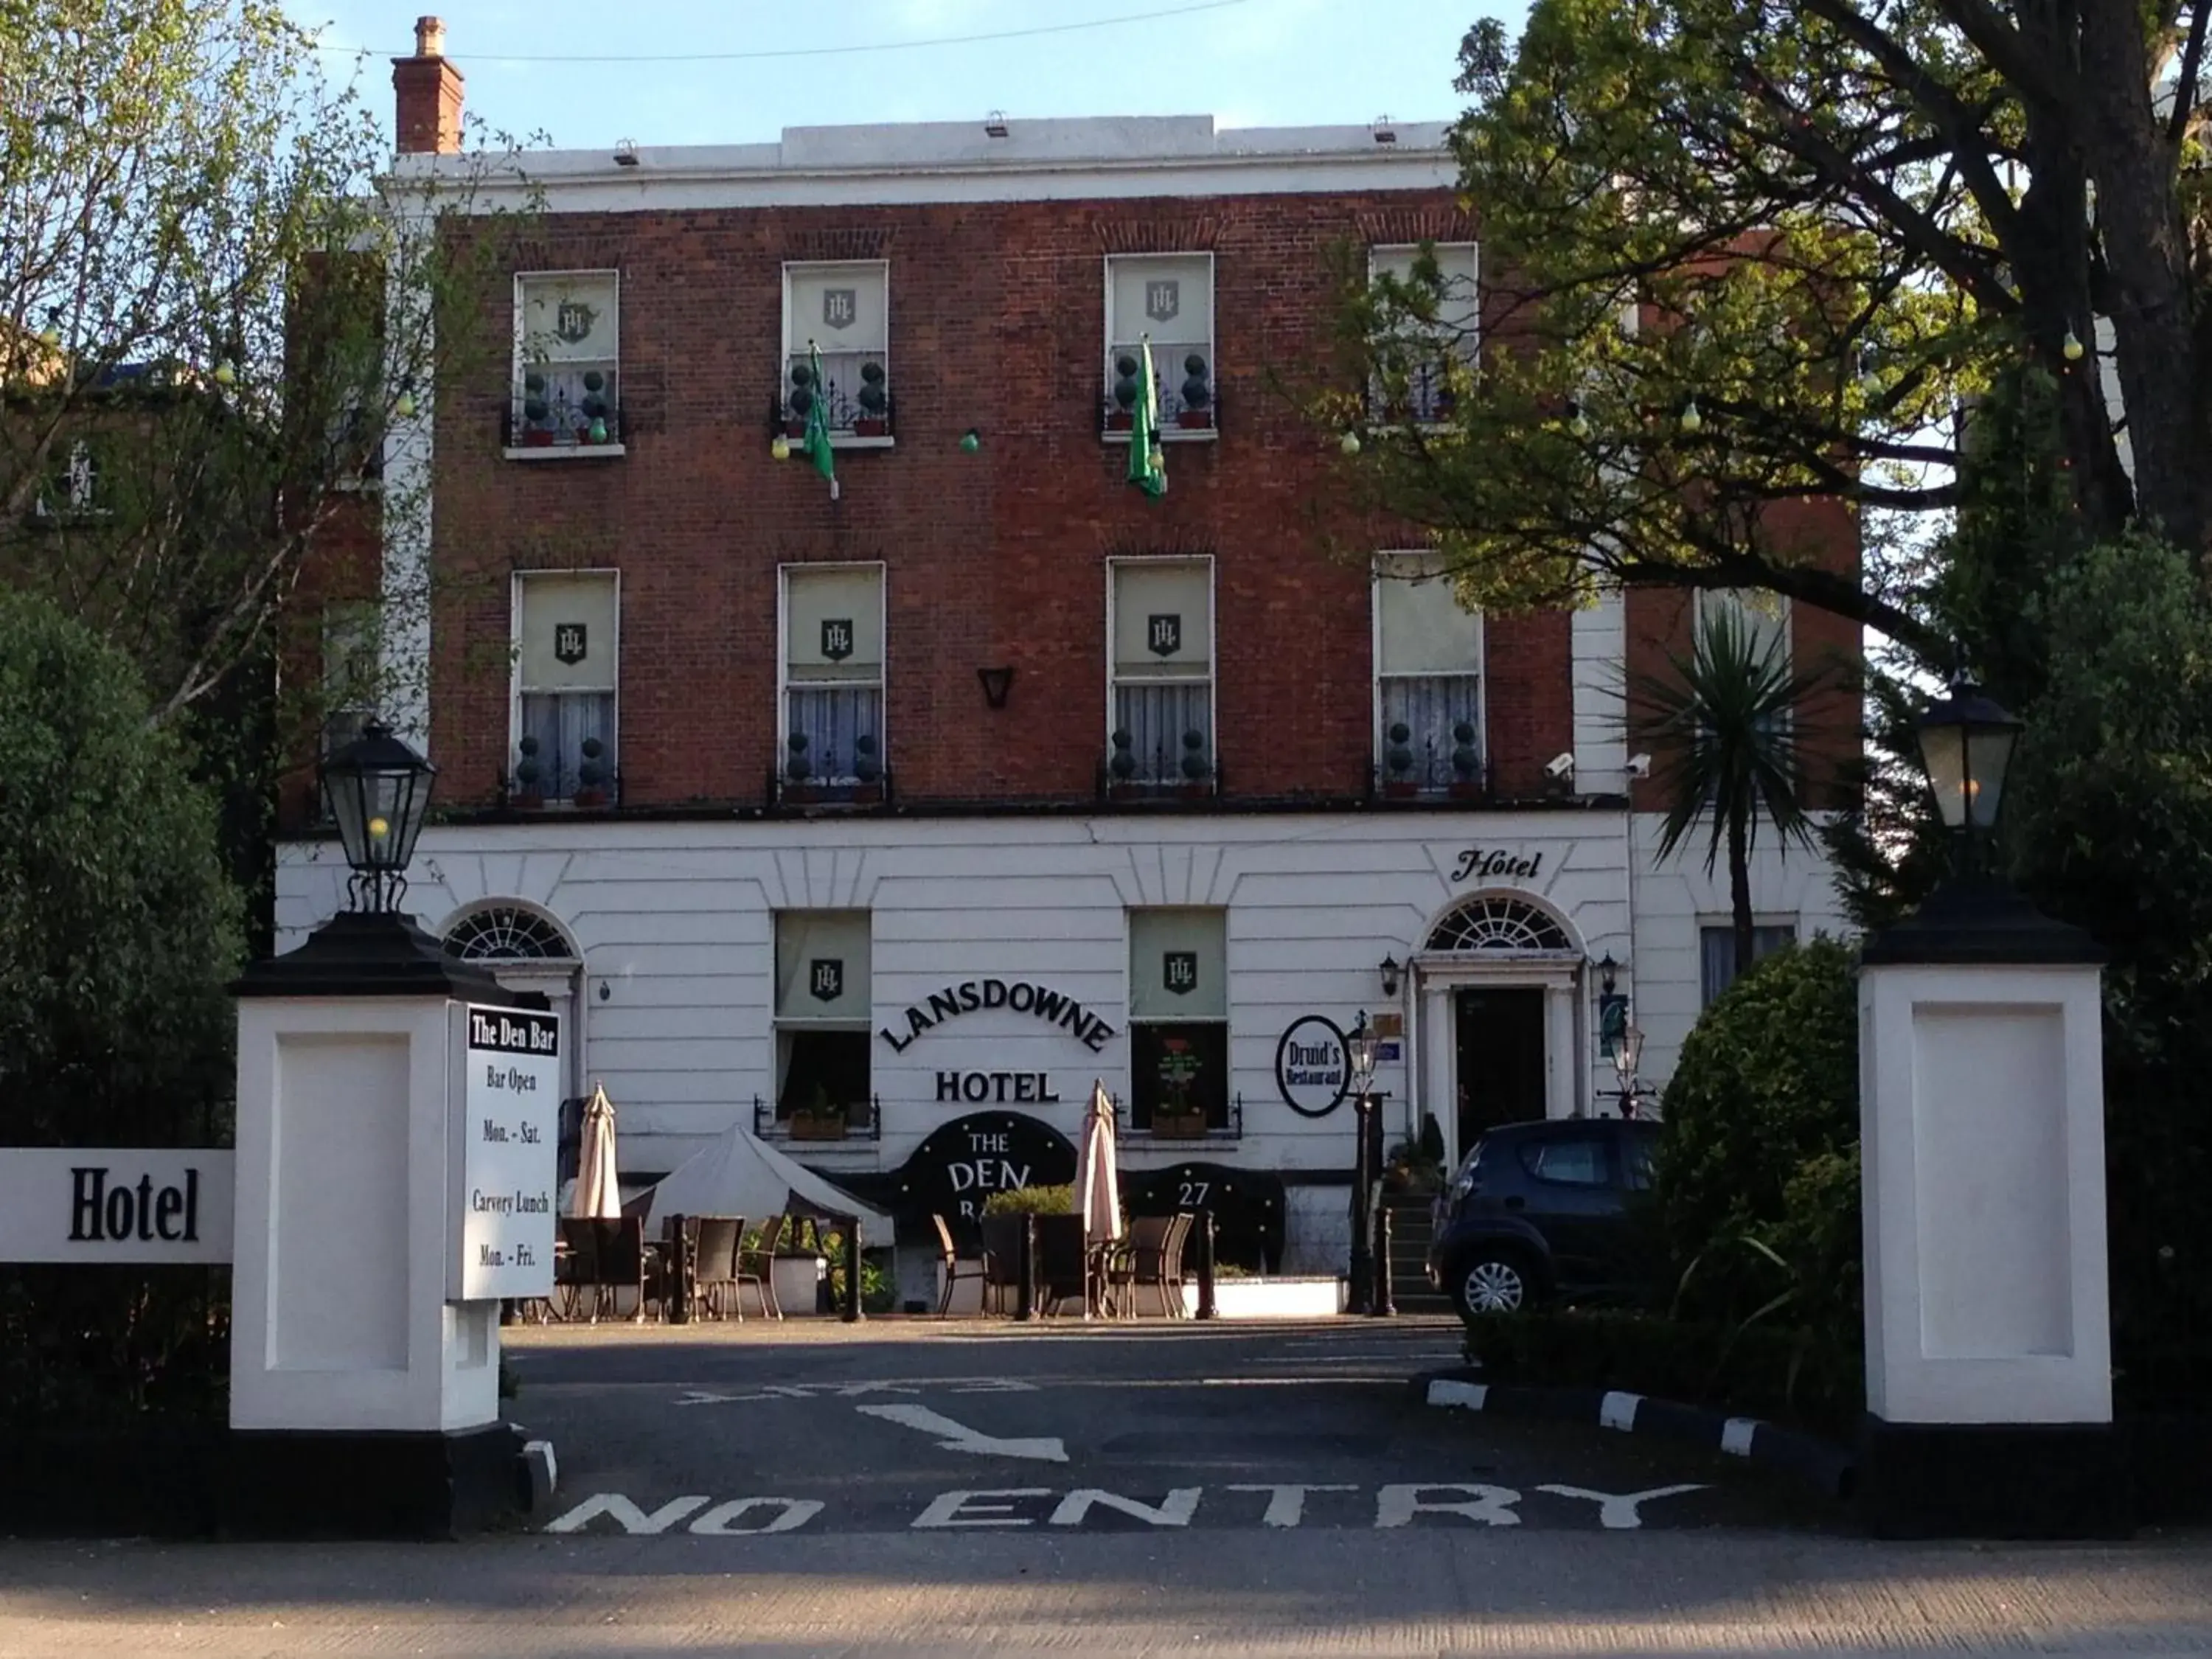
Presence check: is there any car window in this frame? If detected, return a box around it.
[1518,1135,1607,1186]
[1621,1133,1657,1191]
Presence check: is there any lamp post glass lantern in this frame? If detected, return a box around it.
[1916,678,2021,854]
[320,720,436,913]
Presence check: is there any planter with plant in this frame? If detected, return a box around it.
[1175,353,1213,429]
[1447,721,1484,799]
[573,736,608,808]
[787,1084,847,1142]
[852,361,888,436]
[981,1183,1074,1217]
[1383,721,1419,797]
[521,372,554,445]
[510,734,543,809]
[1107,352,1139,431]
[1151,1109,1208,1138]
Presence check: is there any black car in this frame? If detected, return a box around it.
[1426,1118,1660,1315]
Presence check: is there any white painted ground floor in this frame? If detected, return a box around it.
[274,808,1849,1272]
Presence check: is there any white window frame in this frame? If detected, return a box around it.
[1694,588,1792,667]
[771,909,875,1133]
[1105,555,1218,789]
[778,561,889,793]
[1367,241,1480,430]
[32,437,112,521]
[321,600,380,758]
[509,568,622,804]
[1125,906,1232,1136]
[1697,915,1800,1006]
[1102,251,1218,444]
[779,260,894,451]
[1371,550,1486,793]
[508,268,625,462]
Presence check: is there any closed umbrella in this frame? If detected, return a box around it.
[1077,1082,1121,1315]
[571,1083,623,1220]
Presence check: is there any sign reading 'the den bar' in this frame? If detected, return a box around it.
[452,1005,560,1301]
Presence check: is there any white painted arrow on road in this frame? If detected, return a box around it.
[856,1403,1068,1462]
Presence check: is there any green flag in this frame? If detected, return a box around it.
[803,341,838,501]
[1127,335,1166,498]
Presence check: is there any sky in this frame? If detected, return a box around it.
[287,0,1510,150]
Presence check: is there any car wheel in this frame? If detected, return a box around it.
[1453,1250,1535,1316]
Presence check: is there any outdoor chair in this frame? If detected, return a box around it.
[552,1215,599,1321]
[1032,1213,1090,1316]
[1113,1213,1192,1318]
[734,1213,786,1319]
[978,1214,1030,1315]
[932,1213,989,1316]
[590,1214,668,1323]
[689,1216,746,1320]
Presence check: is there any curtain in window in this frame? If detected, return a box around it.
[519,692,614,799]
[1113,681,1211,783]
[785,686,883,784]
[1380,675,1481,788]
[1699,924,1798,1006]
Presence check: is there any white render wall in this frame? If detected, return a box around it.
[275,810,1851,1186]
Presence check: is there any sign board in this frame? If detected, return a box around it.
[891,1112,1077,1237]
[1274,1015,1350,1119]
[1122,1161,1286,1274]
[0,1147,234,1263]
[451,1004,560,1301]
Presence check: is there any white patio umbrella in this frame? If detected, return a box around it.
[571,1083,623,1220]
[1077,1081,1122,1249]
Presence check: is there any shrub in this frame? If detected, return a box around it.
[981,1183,1074,1217]
[1654,938,1860,1330]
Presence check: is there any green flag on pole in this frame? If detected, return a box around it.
[803,341,838,501]
[1127,335,1166,498]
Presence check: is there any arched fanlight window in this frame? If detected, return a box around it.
[443,904,575,961]
[1425,894,1574,953]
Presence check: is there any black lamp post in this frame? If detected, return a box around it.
[1863,671,2098,967]
[1345,1011,1381,1315]
[1914,678,2021,880]
[1610,1023,1647,1119]
[319,720,437,914]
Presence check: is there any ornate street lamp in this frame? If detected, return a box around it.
[319,720,436,914]
[1346,1012,1383,1314]
[1610,1023,1647,1118]
[1915,678,2021,874]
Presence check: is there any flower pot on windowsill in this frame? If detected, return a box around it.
[785,418,807,438]
[509,791,544,811]
[1176,409,1214,430]
[1152,1113,1208,1139]
[1105,410,1135,431]
[572,787,608,810]
[852,417,888,437]
[788,1113,849,1142]
[1448,778,1485,801]
[522,428,556,448]
[1382,778,1420,799]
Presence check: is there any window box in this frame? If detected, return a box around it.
[1175,408,1214,431]
[1150,1110,1209,1140]
[787,1110,849,1143]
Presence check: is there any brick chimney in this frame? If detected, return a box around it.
[392,16,464,155]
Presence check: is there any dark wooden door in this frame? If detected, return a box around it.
[1455,987,1548,1150]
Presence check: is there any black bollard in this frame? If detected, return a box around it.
[1193,1211,1218,1320]
[1015,1216,1036,1321]
[841,1220,863,1324]
[1371,1206,1396,1317]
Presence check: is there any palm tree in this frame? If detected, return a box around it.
[1632,602,1828,980]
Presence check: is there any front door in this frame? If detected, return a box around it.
[1455,987,1547,1152]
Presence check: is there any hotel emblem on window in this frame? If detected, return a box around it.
[821,618,855,661]
[1163,950,1198,995]
[1147,613,1181,656]
[822,288,858,330]
[553,300,599,344]
[810,959,844,1002]
[553,623,588,665]
[1144,279,1180,322]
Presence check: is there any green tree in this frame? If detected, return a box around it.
[1326,1,2211,658]
[0,0,532,729]
[1633,602,1826,973]
[0,587,240,1144]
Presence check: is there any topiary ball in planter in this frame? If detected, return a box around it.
[580,736,603,760]
[788,385,813,418]
[1179,731,1207,779]
[1109,728,1136,780]
[524,371,546,394]
[853,732,881,782]
[1453,720,1477,744]
[582,394,605,418]
[582,369,605,393]
[860,361,884,385]
[1185,353,1208,378]
[1453,743,1480,777]
[858,380,886,413]
[577,759,603,788]
[515,757,541,787]
[524,395,549,422]
[518,734,540,757]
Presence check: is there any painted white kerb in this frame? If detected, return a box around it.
[1858,960,2112,1425]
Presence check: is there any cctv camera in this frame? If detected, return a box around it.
[1627,752,1652,779]
[1545,752,1576,781]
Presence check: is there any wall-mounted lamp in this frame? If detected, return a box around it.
[984,111,1009,138]
[960,428,982,453]
[977,666,1015,709]
[613,138,639,167]
[1598,951,1618,995]
[1378,954,1401,999]
[1371,115,1397,145]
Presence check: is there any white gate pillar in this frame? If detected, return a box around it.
[1855,889,2125,1537]
[227,910,550,1536]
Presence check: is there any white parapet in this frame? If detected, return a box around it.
[1858,961,2111,1425]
